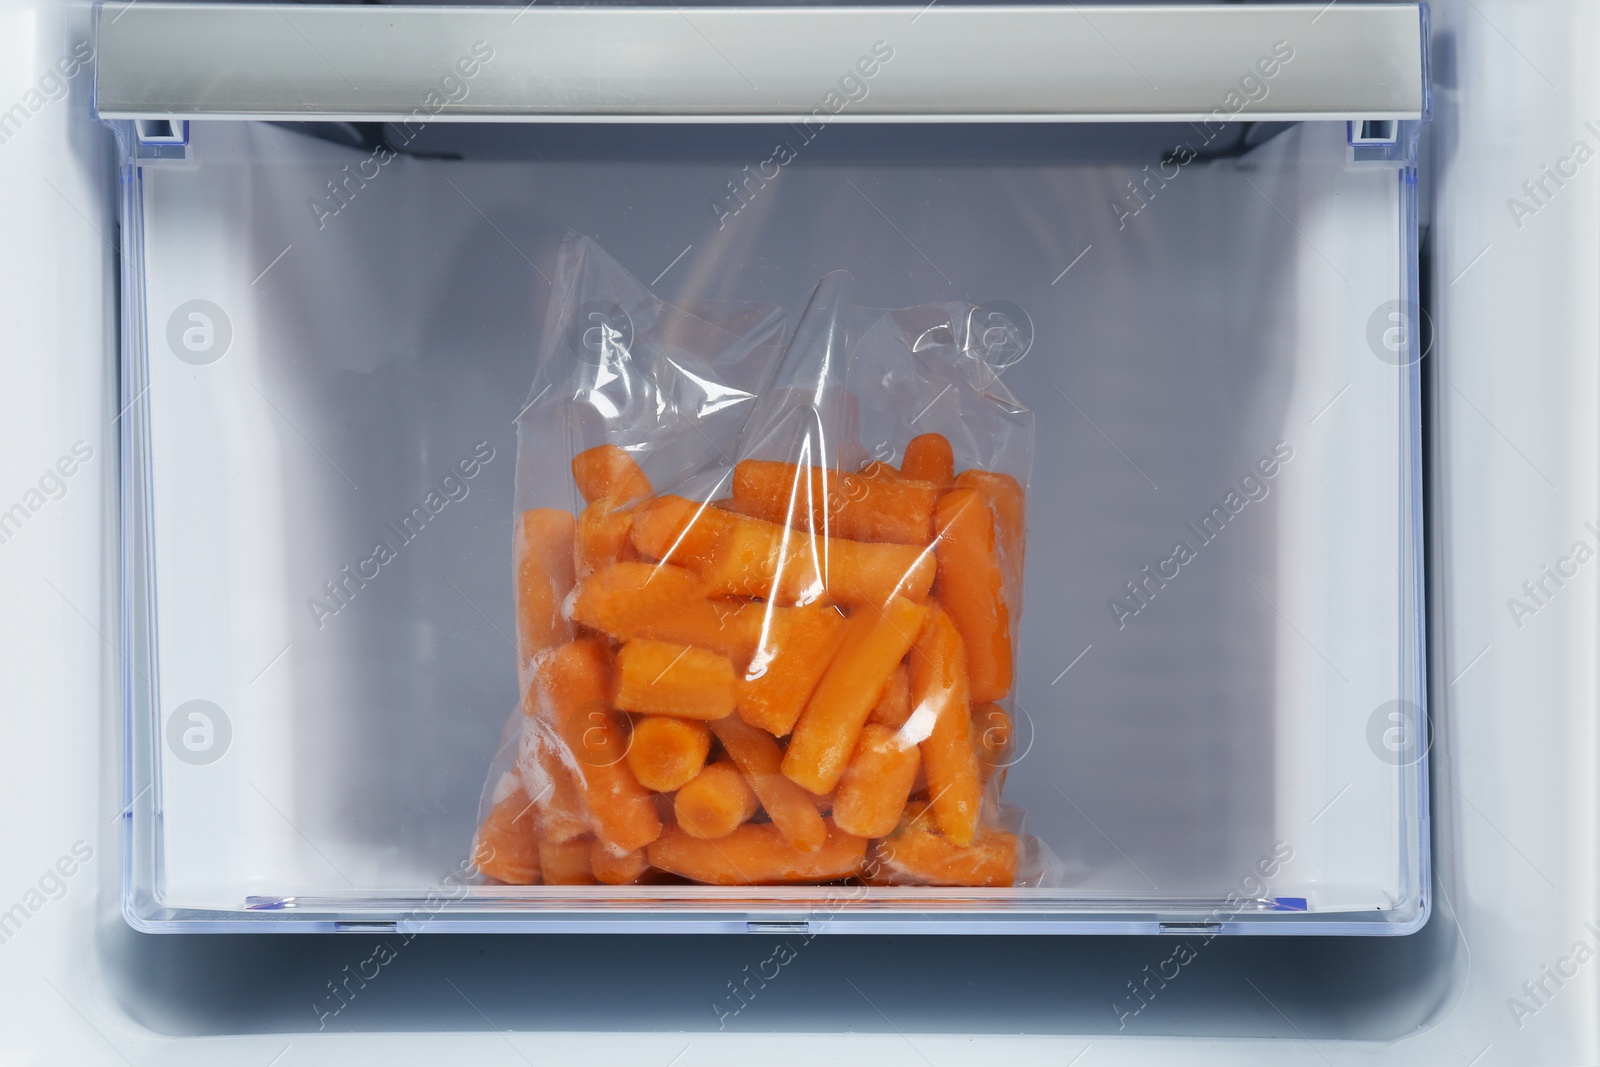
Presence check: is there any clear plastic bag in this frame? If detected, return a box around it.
[472,234,1035,888]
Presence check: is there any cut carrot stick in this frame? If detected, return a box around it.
[954,469,1027,614]
[515,719,591,844]
[471,777,541,884]
[731,459,937,545]
[932,489,1013,703]
[534,639,662,853]
[570,561,763,660]
[783,596,932,794]
[613,639,737,720]
[866,664,913,729]
[710,715,827,852]
[590,841,649,885]
[832,724,921,839]
[674,761,760,839]
[515,509,576,675]
[625,715,711,792]
[908,607,982,846]
[635,495,935,608]
[867,820,1018,887]
[572,443,652,506]
[972,702,1013,784]
[539,835,597,885]
[630,495,734,567]
[647,821,867,885]
[737,603,849,736]
[901,433,955,489]
[575,502,636,579]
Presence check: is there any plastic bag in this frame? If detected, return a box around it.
[471,234,1035,888]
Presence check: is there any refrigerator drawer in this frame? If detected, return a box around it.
[101,3,1429,933]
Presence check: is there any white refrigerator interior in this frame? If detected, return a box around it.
[0,0,1594,1061]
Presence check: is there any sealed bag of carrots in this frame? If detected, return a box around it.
[472,235,1036,889]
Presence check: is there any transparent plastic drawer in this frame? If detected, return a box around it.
[102,2,1430,933]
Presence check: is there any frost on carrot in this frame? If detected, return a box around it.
[515,509,576,679]
[612,639,737,720]
[901,433,955,489]
[472,776,542,885]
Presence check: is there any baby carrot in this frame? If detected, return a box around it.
[515,509,576,676]
[570,561,763,660]
[539,835,598,885]
[630,495,734,567]
[471,777,542,884]
[635,496,935,607]
[674,761,760,839]
[901,433,955,489]
[647,821,867,885]
[590,841,649,885]
[613,639,737,720]
[534,639,662,853]
[782,595,931,794]
[626,715,711,792]
[572,443,652,506]
[866,664,913,729]
[972,702,1013,784]
[932,489,1013,703]
[731,459,938,545]
[575,502,636,579]
[832,724,922,839]
[737,603,849,736]
[710,715,828,852]
[909,607,983,846]
[867,820,1018,887]
[954,469,1027,612]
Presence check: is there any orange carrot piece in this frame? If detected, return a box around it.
[575,503,636,579]
[908,607,982,846]
[867,819,1017,887]
[630,495,734,567]
[534,639,662,853]
[866,664,913,729]
[539,835,597,885]
[731,459,937,545]
[901,433,955,489]
[570,561,764,660]
[515,509,576,674]
[647,822,867,885]
[472,778,542,884]
[625,715,711,792]
[782,596,931,794]
[710,715,828,852]
[674,761,760,839]
[613,639,737,720]
[515,719,591,844]
[636,495,935,608]
[572,443,652,506]
[590,841,649,885]
[932,489,1013,703]
[954,469,1027,616]
[737,603,849,736]
[833,724,921,839]
[972,702,1013,784]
